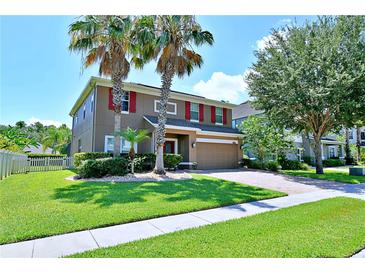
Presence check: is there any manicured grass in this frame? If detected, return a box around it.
[281,169,365,184]
[71,197,365,258]
[0,170,284,245]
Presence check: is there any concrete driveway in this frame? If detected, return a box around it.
[194,168,364,195]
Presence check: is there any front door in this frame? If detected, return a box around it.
[164,141,175,154]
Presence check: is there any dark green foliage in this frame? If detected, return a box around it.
[247,160,265,170]
[78,157,128,178]
[266,160,280,172]
[74,152,112,167]
[323,159,345,167]
[163,154,183,170]
[279,158,308,170]
[27,153,67,158]
[303,156,315,166]
[75,152,183,175]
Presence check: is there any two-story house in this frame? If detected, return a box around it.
[69,77,242,169]
[349,127,365,147]
[232,101,345,161]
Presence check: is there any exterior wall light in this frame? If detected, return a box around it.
[192,142,196,148]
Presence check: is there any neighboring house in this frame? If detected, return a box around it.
[232,101,345,161]
[348,127,365,147]
[23,144,53,154]
[69,77,242,169]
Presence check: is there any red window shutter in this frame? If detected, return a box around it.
[130,91,136,113]
[211,106,216,123]
[199,104,204,122]
[108,88,114,110]
[223,108,227,124]
[185,101,191,120]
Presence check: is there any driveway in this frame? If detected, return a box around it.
[194,168,365,195]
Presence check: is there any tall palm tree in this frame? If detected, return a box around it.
[69,16,135,157]
[152,15,214,174]
[118,127,150,174]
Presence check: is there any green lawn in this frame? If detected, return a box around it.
[281,169,365,184]
[0,170,284,245]
[71,197,365,258]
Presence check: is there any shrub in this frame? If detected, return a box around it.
[239,155,251,167]
[77,157,128,178]
[323,159,345,167]
[74,152,112,167]
[303,156,314,166]
[279,158,304,170]
[247,160,265,170]
[164,154,183,170]
[27,153,66,158]
[300,163,311,170]
[266,160,280,172]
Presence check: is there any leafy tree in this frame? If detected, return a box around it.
[118,127,150,174]
[246,16,365,174]
[41,125,71,154]
[150,15,214,174]
[238,115,294,165]
[69,16,152,157]
[0,126,38,150]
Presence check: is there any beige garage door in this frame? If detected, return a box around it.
[196,143,238,169]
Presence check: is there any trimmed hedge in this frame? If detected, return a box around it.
[75,152,183,177]
[323,159,345,167]
[74,152,112,167]
[27,153,66,158]
[78,157,129,178]
[279,158,309,170]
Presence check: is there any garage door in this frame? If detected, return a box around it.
[196,143,238,169]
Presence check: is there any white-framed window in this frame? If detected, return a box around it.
[328,146,336,158]
[215,107,223,125]
[104,135,137,154]
[74,115,78,125]
[154,100,177,115]
[190,102,199,122]
[91,94,94,112]
[83,105,86,119]
[121,92,129,113]
[77,139,82,152]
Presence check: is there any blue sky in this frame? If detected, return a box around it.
[0,15,312,127]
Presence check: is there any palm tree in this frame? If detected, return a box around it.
[41,125,71,154]
[118,127,150,174]
[152,15,214,174]
[69,15,146,157]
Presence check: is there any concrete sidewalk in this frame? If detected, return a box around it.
[2,188,364,258]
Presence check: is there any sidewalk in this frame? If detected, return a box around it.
[2,188,364,258]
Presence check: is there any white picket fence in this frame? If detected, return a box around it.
[0,150,74,180]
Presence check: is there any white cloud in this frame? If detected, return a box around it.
[26,117,67,127]
[192,71,250,104]
[256,33,275,51]
[256,30,287,51]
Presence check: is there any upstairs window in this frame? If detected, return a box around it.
[77,139,82,152]
[190,103,199,122]
[83,105,86,119]
[91,94,94,112]
[154,100,177,115]
[121,92,129,113]
[216,107,223,124]
[74,115,78,125]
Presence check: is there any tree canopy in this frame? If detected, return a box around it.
[246,16,365,173]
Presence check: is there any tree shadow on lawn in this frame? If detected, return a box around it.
[52,177,280,208]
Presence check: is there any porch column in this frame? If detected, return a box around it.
[321,144,325,160]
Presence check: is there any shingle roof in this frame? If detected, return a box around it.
[144,115,241,134]
[232,101,264,120]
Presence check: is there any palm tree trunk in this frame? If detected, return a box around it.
[356,126,361,163]
[345,128,352,164]
[111,72,124,157]
[313,134,324,174]
[154,63,174,174]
